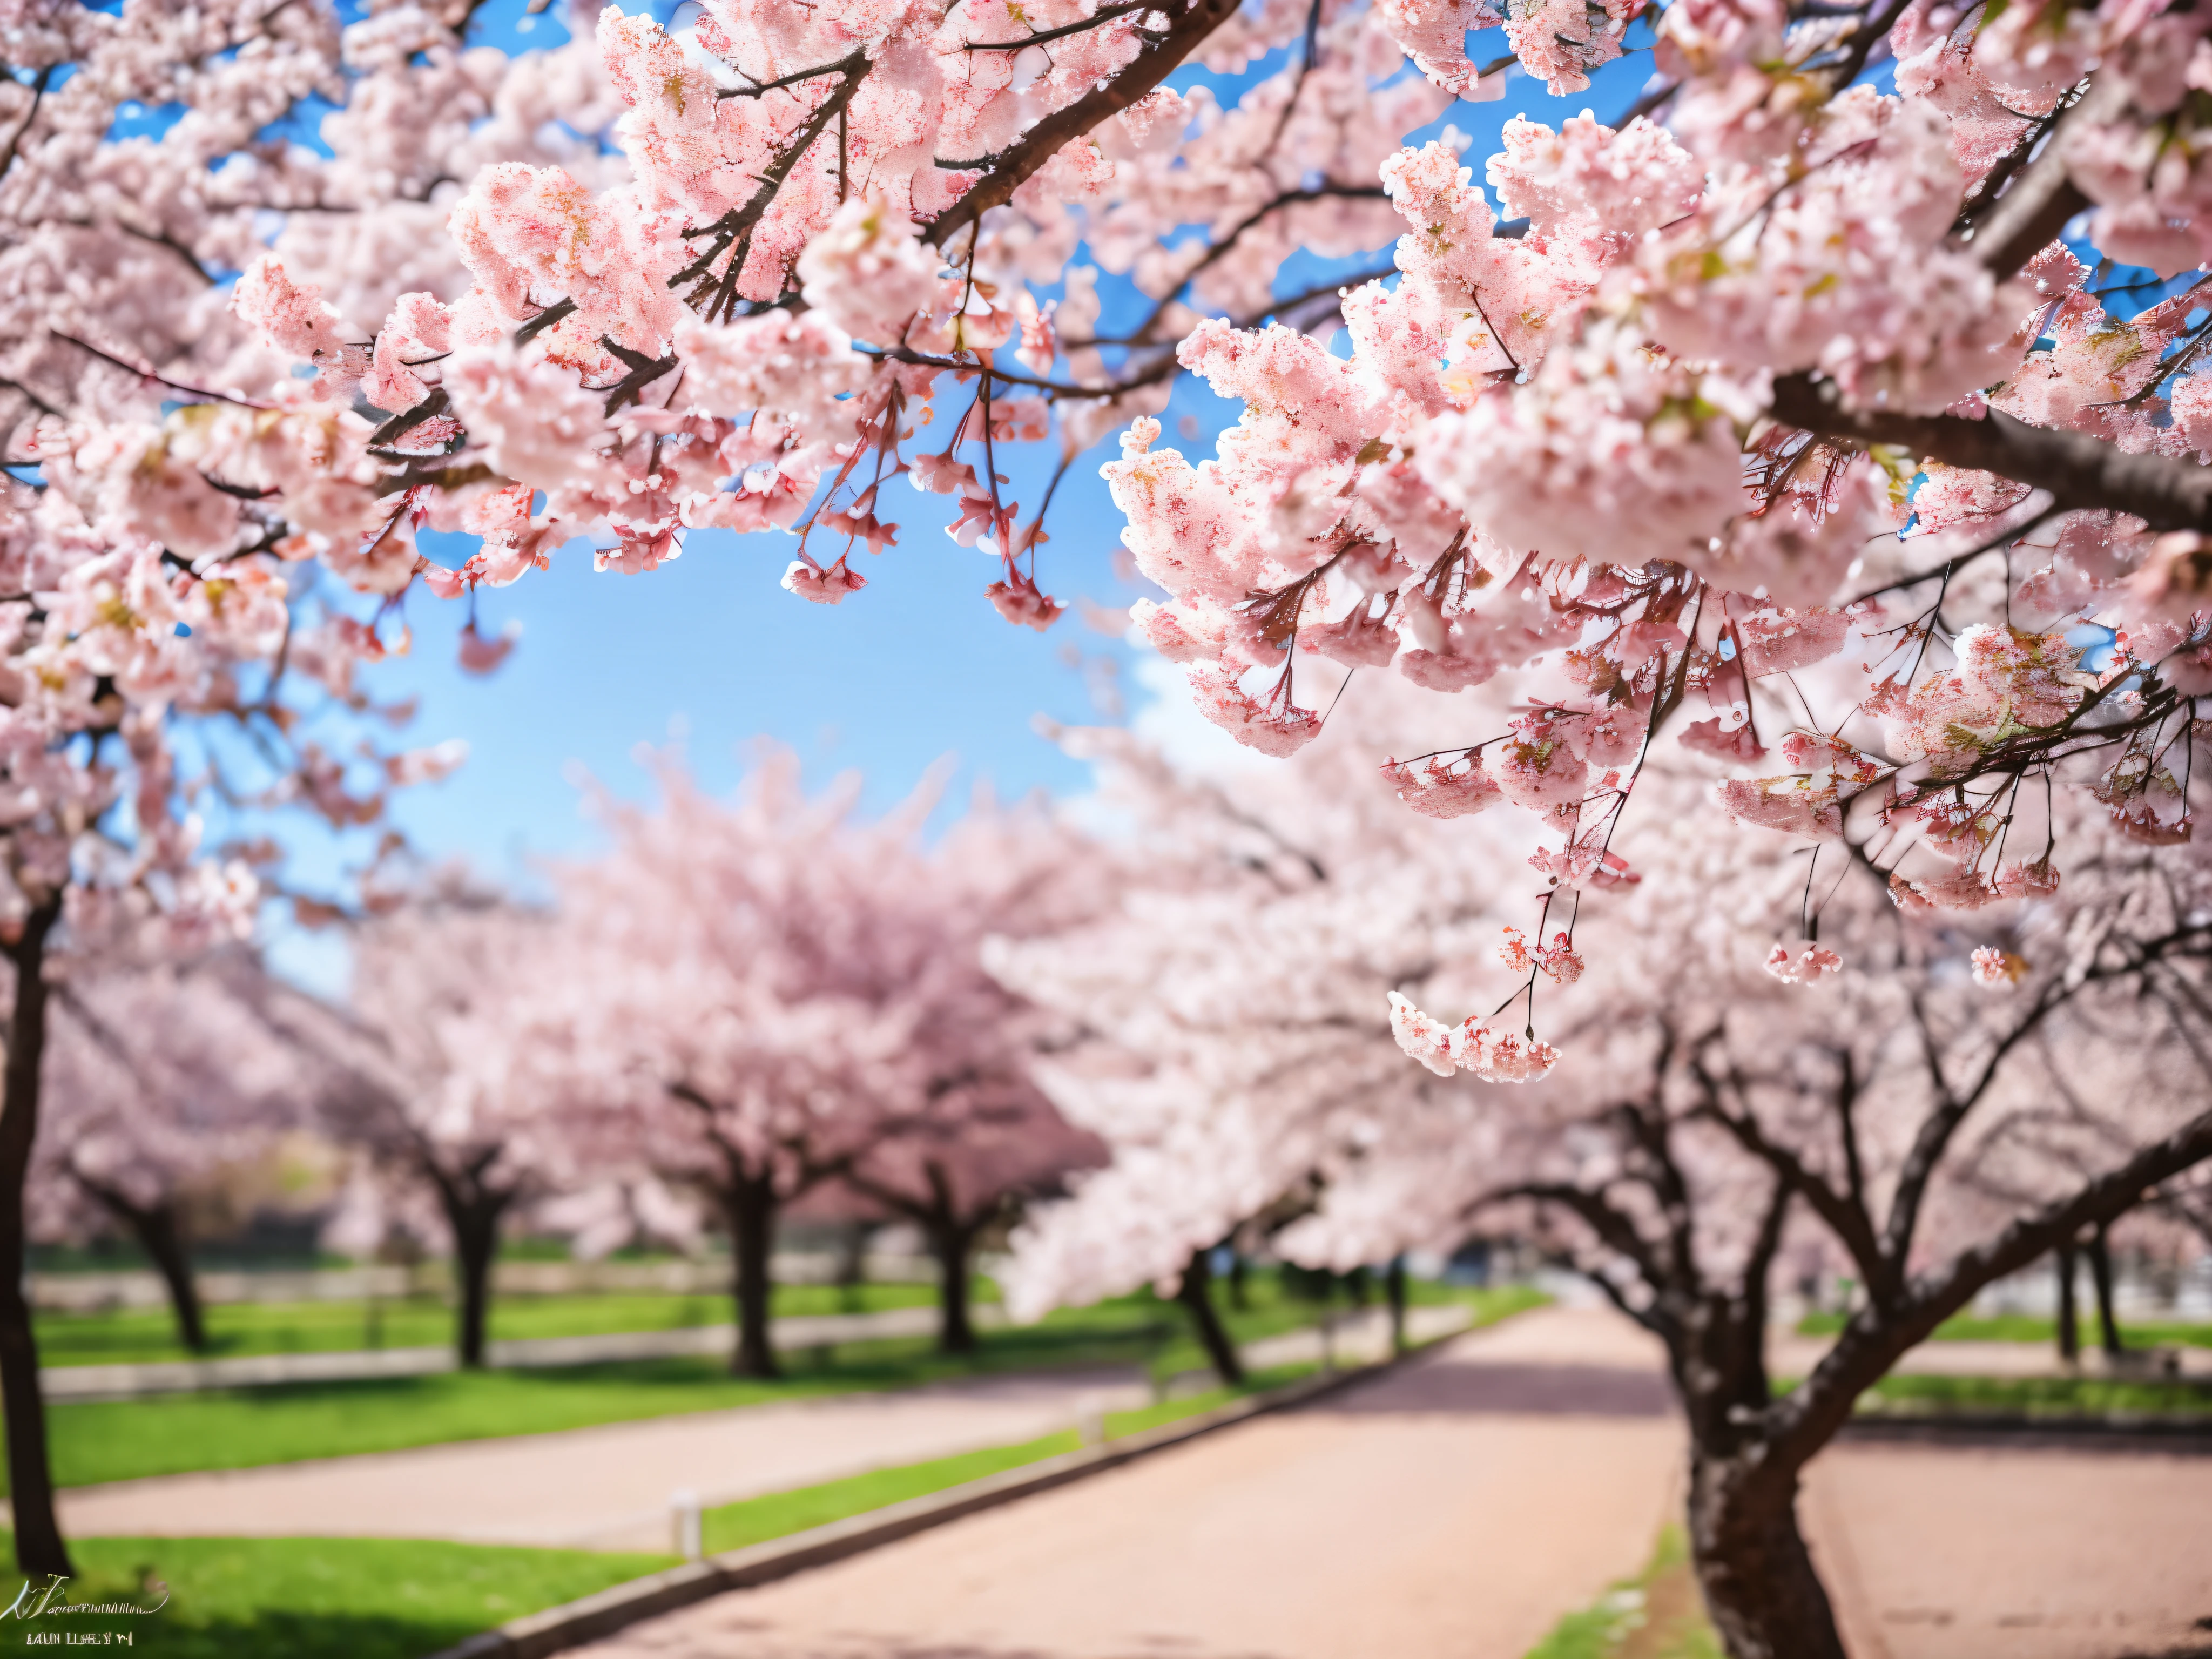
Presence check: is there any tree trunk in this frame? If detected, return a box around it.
[0,898,73,1577]
[1226,1250,1249,1312]
[2055,1242,2080,1362]
[834,1218,868,1313]
[1177,1247,1244,1386]
[1687,1448,1849,1659]
[94,1190,206,1353]
[927,1217,978,1355]
[440,1190,508,1370]
[2086,1223,2123,1357]
[1386,1253,1408,1354]
[724,1172,780,1379]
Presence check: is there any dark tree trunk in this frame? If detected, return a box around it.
[1226,1250,1249,1311]
[834,1218,868,1313]
[0,898,73,1577]
[1386,1253,1408,1354]
[724,1171,780,1379]
[1176,1247,1244,1386]
[1344,1265,1371,1307]
[2055,1242,2080,1361]
[85,1188,205,1353]
[927,1216,979,1355]
[436,1186,510,1370]
[1687,1449,1850,1659]
[2086,1224,2123,1357]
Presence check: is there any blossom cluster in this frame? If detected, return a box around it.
[14,0,2212,1072]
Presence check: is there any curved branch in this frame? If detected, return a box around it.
[1772,1098,2212,1470]
[923,0,1243,251]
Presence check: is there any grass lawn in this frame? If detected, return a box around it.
[1855,1372,2212,1419]
[0,1533,677,1659]
[28,1282,1542,1493]
[31,1300,1169,1493]
[1523,1527,1721,1659]
[0,1368,1325,1657]
[33,1280,956,1368]
[1796,1309,2212,1350]
[0,1289,1541,1657]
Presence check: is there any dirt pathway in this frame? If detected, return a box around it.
[1805,1435,2212,1659]
[570,1308,1684,1659]
[55,1367,1150,1553]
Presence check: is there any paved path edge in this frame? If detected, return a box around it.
[423,1348,1435,1659]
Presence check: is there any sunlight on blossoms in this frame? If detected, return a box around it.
[2,0,2211,1647]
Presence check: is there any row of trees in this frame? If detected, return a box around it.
[7,0,2212,1651]
[29,753,1116,1376]
[16,673,2212,1658]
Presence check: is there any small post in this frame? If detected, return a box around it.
[1076,1403,1106,1448]
[1319,1307,1336,1374]
[671,1489,703,1561]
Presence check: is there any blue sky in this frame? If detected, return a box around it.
[248,5,1662,980]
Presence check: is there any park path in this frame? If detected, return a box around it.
[47,1305,1475,1553]
[1805,1435,2212,1659]
[54,1366,1153,1553]
[569,1307,1686,1659]
[1769,1329,2212,1382]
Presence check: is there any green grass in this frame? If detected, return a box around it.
[1856,1372,2212,1419]
[1524,1527,1722,1659]
[0,1372,1316,1658]
[30,1299,1173,1494]
[0,1533,677,1659]
[34,1280,957,1368]
[0,1290,1545,1658]
[22,1279,1543,1494]
[1795,1309,2212,1349]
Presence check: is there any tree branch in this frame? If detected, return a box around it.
[1690,1053,1889,1299]
[1489,1181,1668,1289]
[1773,1098,2212,1469]
[1960,76,2129,281]
[1879,980,2071,1272]
[958,0,1156,51]
[1767,374,2212,533]
[923,0,1242,251]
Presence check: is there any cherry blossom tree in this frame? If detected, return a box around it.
[131,0,2201,980]
[1007,668,2211,1656]
[993,668,1522,1379]
[21,0,2212,1627]
[0,0,494,1572]
[243,887,591,1367]
[835,794,1109,1352]
[1951,1024,2212,1358]
[28,952,313,1352]
[1441,826,2211,1659]
[552,750,957,1377]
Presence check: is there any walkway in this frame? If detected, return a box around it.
[57,1365,1152,1554]
[1771,1330,2212,1383]
[1806,1436,2212,1659]
[569,1308,1684,1659]
[52,1305,1481,1553]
